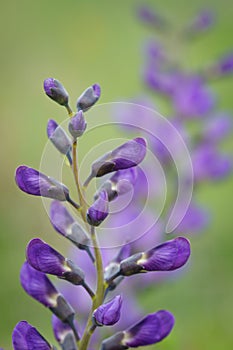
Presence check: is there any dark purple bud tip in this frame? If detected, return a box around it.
[138,237,191,271]
[12,321,52,350]
[44,78,69,106]
[15,165,70,201]
[68,111,87,139]
[47,119,72,156]
[91,137,147,178]
[124,310,175,347]
[218,53,233,74]
[87,190,109,226]
[20,262,59,308]
[76,83,101,112]
[26,238,68,277]
[93,295,122,326]
[52,315,79,347]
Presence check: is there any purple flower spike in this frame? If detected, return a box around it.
[47,119,72,158]
[15,166,70,201]
[68,110,87,139]
[93,295,122,326]
[139,237,191,272]
[91,138,147,178]
[76,83,101,112]
[12,321,52,350]
[101,310,174,349]
[26,238,68,276]
[125,310,175,347]
[87,190,109,226]
[20,261,59,308]
[52,315,78,348]
[44,78,69,106]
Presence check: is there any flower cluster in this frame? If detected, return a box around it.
[10,78,191,349]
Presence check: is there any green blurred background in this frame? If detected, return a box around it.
[1,0,233,349]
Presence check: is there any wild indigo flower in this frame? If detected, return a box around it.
[93,295,122,326]
[76,83,101,112]
[68,110,87,139]
[47,119,72,163]
[50,201,92,256]
[119,237,191,277]
[15,166,69,201]
[89,137,147,179]
[87,190,109,226]
[101,310,175,349]
[26,238,86,286]
[13,77,191,349]
[44,78,69,107]
[12,321,53,350]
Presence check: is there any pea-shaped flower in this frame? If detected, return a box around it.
[44,78,69,107]
[85,137,146,185]
[12,321,53,350]
[76,84,101,112]
[47,119,72,163]
[119,237,191,277]
[101,310,174,349]
[87,190,109,226]
[93,295,122,326]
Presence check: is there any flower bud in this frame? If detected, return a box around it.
[47,119,72,161]
[68,111,87,139]
[52,315,78,350]
[44,78,69,106]
[120,237,191,276]
[26,238,85,285]
[87,190,109,226]
[138,6,167,29]
[91,138,147,178]
[187,10,214,35]
[20,262,76,328]
[101,310,174,349]
[15,166,70,201]
[12,321,53,350]
[50,201,94,261]
[93,295,122,326]
[76,84,101,112]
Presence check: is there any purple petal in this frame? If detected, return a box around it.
[140,237,191,271]
[26,238,67,276]
[125,310,175,347]
[203,113,233,142]
[93,296,122,326]
[87,190,109,226]
[12,321,51,350]
[20,262,58,307]
[15,166,69,201]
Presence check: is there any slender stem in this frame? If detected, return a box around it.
[83,172,94,188]
[66,195,80,210]
[79,225,105,350]
[72,140,87,222]
[82,281,95,299]
[66,104,73,116]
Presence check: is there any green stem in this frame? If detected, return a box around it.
[79,225,105,350]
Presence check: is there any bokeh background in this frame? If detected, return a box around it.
[1,0,233,349]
